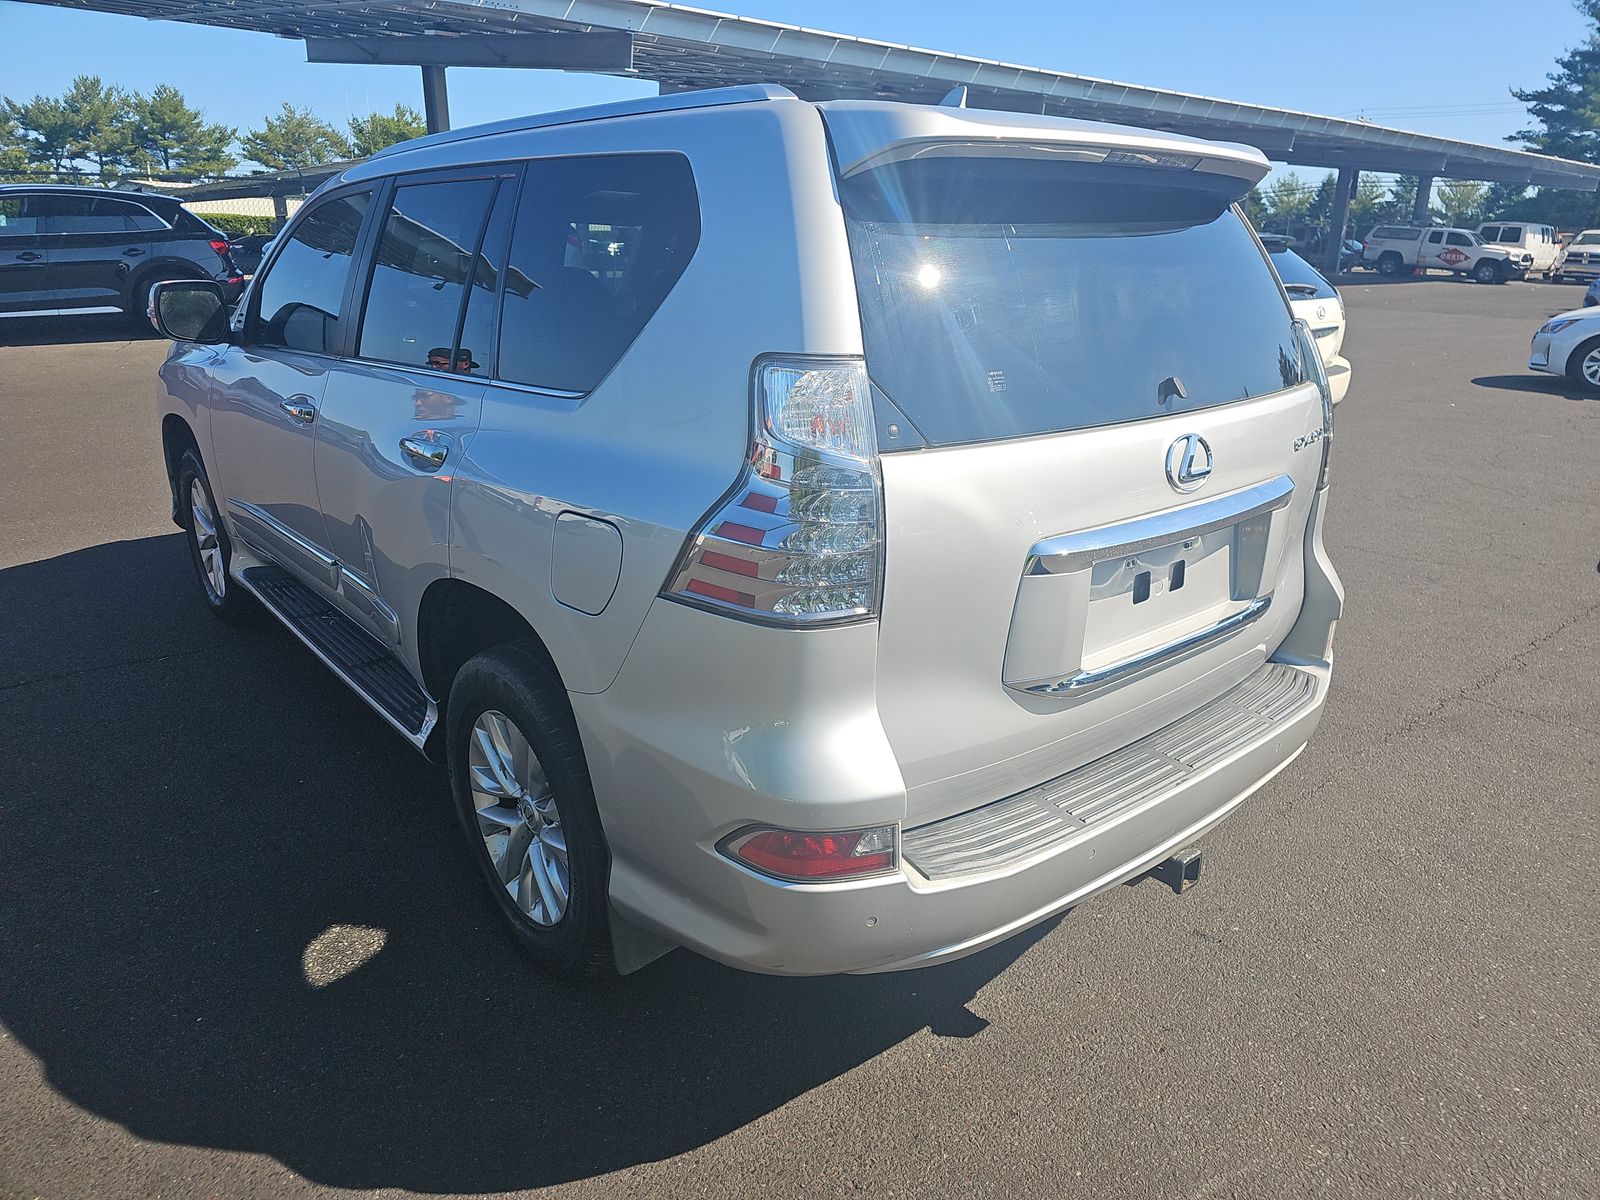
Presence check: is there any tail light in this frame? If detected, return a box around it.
[208,239,231,259]
[664,356,881,624]
[722,824,897,881]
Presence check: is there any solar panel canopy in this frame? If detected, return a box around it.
[18,0,1600,189]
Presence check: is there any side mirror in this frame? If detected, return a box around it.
[149,279,230,344]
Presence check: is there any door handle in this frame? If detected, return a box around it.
[399,436,448,471]
[279,398,317,424]
[17,251,41,262]
[123,247,145,257]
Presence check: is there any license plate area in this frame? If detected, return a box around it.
[1003,475,1294,701]
[1080,526,1237,673]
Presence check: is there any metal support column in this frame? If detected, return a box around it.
[1412,175,1434,224]
[271,193,289,233]
[1325,167,1357,277]
[421,65,450,133]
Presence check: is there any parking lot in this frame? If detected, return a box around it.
[1,275,1597,1199]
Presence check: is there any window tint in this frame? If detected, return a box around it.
[1270,249,1339,300]
[0,197,41,237]
[357,177,496,369]
[1501,226,1523,242]
[1372,226,1420,240]
[32,194,165,234]
[1446,231,1473,247]
[1427,231,1445,244]
[498,154,700,393]
[455,182,516,378]
[1480,226,1502,242]
[253,191,371,355]
[842,158,1301,447]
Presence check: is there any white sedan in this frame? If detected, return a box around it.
[1263,240,1352,403]
[1529,307,1600,391]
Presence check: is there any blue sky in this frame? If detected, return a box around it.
[0,0,1590,184]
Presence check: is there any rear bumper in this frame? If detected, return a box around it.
[1326,356,1352,404]
[577,486,1342,975]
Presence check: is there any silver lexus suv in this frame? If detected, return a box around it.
[151,85,1342,977]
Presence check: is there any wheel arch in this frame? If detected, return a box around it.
[416,578,569,759]
[1563,332,1600,383]
[126,256,210,311]
[161,413,201,526]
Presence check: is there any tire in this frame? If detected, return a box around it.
[175,446,252,623]
[1565,335,1600,393]
[1473,260,1502,284]
[446,643,613,978]
[1376,252,1403,277]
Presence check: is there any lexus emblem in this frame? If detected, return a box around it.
[1165,433,1213,493]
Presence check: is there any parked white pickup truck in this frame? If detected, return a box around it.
[1361,224,1527,283]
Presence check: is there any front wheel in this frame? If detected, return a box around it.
[446,643,613,977]
[176,447,251,622]
[1473,260,1503,284]
[1565,335,1600,393]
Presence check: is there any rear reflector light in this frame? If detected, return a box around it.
[723,824,898,881]
[663,357,882,624]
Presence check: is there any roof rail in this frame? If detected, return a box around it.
[371,83,798,161]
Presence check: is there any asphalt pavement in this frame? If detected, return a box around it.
[1,276,1597,1199]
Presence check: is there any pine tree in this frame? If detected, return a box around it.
[348,104,427,157]
[4,92,79,172]
[61,75,136,179]
[1511,1,1600,161]
[241,103,352,171]
[134,84,237,176]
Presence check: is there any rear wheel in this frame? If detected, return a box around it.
[1565,335,1600,392]
[446,643,613,977]
[1376,252,1403,277]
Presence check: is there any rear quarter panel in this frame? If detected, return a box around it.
[441,99,863,694]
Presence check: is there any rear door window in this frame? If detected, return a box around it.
[1446,232,1474,247]
[497,153,699,394]
[251,191,371,355]
[840,157,1299,447]
[355,176,497,369]
[0,196,41,237]
[34,194,165,235]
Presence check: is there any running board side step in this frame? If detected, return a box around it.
[236,563,437,749]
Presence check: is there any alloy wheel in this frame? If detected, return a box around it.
[468,709,570,927]
[1582,347,1600,388]
[188,479,226,601]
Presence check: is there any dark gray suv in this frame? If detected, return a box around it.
[0,184,244,326]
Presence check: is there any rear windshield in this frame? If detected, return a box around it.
[841,157,1300,447]
[1270,249,1339,300]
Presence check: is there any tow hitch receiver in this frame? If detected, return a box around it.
[1151,848,1204,895]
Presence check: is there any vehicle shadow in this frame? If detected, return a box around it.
[0,533,1053,1193]
[1471,373,1597,401]
[0,314,157,346]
